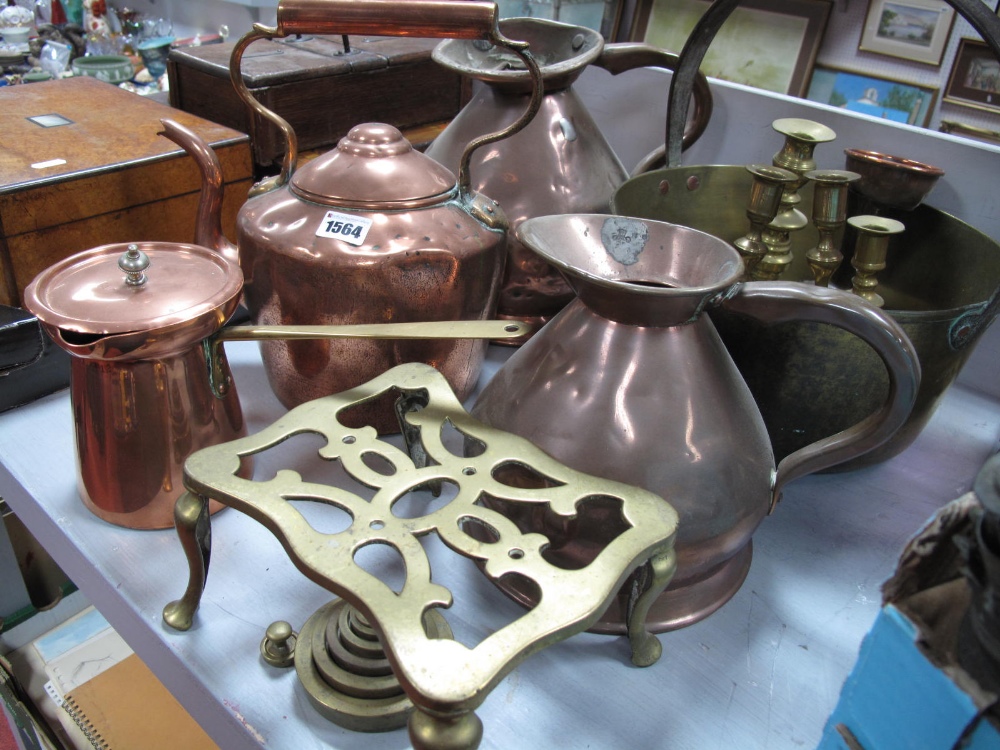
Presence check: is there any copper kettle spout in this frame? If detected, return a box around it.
[159,118,240,267]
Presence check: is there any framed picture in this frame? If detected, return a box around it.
[944,37,1000,112]
[858,0,956,66]
[939,119,1000,144]
[629,0,833,97]
[805,65,938,126]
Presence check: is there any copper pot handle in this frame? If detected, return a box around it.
[230,0,543,199]
[719,282,921,511]
[592,43,712,172]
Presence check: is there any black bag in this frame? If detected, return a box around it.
[0,306,70,413]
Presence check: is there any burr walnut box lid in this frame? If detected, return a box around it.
[0,76,252,307]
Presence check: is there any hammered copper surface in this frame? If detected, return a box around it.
[426,17,712,330]
[163,0,545,432]
[471,214,919,632]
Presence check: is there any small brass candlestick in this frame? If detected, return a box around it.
[847,215,905,308]
[754,118,837,281]
[734,164,798,279]
[804,169,860,287]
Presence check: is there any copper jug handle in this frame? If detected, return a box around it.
[719,282,921,511]
[592,43,712,174]
[229,0,543,199]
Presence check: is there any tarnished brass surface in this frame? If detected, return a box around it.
[805,169,861,286]
[847,215,906,308]
[755,118,837,281]
[164,363,678,749]
[471,214,918,633]
[612,164,1000,469]
[733,164,797,277]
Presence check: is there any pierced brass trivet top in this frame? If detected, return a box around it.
[163,363,679,750]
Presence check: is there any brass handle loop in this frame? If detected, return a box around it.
[228,0,543,199]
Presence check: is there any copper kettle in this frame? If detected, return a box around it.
[424,17,713,334]
[165,0,544,433]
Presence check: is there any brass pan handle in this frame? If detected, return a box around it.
[230,0,543,200]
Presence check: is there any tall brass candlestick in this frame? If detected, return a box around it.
[847,215,905,308]
[805,169,860,287]
[733,164,798,279]
[754,118,837,281]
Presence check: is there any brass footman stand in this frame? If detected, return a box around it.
[163,363,679,750]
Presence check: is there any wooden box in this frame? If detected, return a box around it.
[167,35,465,172]
[0,76,253,308]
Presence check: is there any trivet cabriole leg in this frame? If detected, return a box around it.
[163,363,679,750]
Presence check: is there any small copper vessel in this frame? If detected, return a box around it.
[166,0,545,432]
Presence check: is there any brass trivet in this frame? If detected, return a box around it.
[163,363,679,750]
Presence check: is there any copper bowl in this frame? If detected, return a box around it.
[844,148,945,211]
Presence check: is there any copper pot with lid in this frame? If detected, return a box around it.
[164,0,544,433]
[24,241,248,530]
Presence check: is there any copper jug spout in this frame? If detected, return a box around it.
[159,118,241,268]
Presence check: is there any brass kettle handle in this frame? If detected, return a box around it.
[229,0,543,199]
[719,282,921,511]
[592,43,712,173]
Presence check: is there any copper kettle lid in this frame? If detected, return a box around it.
[24,241,243,336]
[290,123,457,210]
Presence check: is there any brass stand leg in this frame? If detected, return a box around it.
[409,708,484,750]
[162,491,212,631]
[624,548,677,667]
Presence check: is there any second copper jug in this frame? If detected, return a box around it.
[471,214,920,632]
[426,17,712,335]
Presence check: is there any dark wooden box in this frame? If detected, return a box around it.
[167,35,466,172]
[0,76,253,308]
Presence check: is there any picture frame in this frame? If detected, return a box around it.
[858,0,956,66]
[805,64,938,126]
[939,119,1000,144]
[944,37,1000,113]
[629,0,833,97]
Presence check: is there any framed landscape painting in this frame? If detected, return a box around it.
[806,65,938,126]
[858,0,956,65]
[634,0,832,96]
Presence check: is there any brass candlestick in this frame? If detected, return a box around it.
[804,169,860,287]
[754,118,837,281]
[733,164,798,278]
[847,215,905,307]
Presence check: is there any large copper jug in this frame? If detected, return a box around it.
[471,214,921,632]
[425,17,712,333]
[165,0,543,433]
